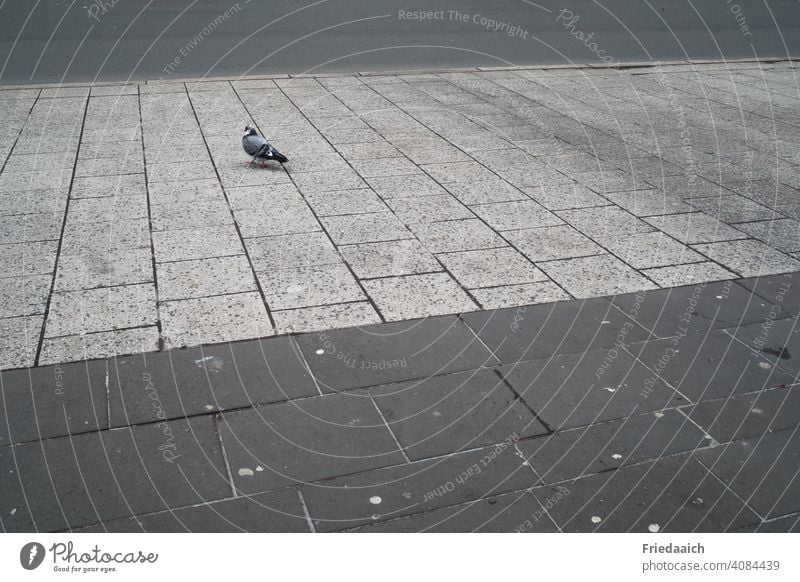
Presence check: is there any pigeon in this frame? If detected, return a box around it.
[241,125,288,166]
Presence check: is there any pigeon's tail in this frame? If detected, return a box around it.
[273,151,288,164]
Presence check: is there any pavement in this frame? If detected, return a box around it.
[1,59,800,532]
[3,0,799,85]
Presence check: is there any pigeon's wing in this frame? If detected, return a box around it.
[242,133,268,156]
[266,144,288,163]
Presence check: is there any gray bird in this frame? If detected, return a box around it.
[241,125,288,166]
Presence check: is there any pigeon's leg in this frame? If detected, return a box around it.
[248,155,258,167]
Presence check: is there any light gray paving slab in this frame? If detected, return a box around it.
[304,189,389,216]
[692,239,800,277]
[147,179,224,206]
[437,247,548,289]
[471,200,563,231]
[258,263,365,310]
[157,256,258,300]
[421,161,497,183]
[340,239,442,279]
[67,194,148,222]
[362,272,479,321]
[642,262,738,287]
[70,174,146,199]
[471,282,572,309]
[556,206,655,241]
[334,141,401,160]
[0,190,68,216]
[524,182,610,210]
[45,283,157,337]
[74,156,144,177]
[350,157,421,178]
[384,194,473,224]
[39,326,160,366]
[644,212,749,244]
[688,194,781,223]
[0,315,43,369]
[150,199,235,231]
[272,302,382,335]
[504,225,604,263]
[539,254,658,299]
[0,275,51,317]
[60,218,151,253]
[0,241,58,278]
[409,219,506,253]
[321,212,412,245]
[146,161,217,183]
[291,169,367,194]
[0,170,72,192]
[601,189,694,217]
[601,231,705,269]
[366,174,450,199]
[734,218,800,253]
[3,152,75,173]
[54,248,153,292]
[444,177,528,205]
[160,292,273,348]
[152,227,244,262]
[0,213,63,245]
[246,231,340,271]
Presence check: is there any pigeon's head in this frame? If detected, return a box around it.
[243,125,257,136]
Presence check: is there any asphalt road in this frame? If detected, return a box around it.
[0,0,798,84]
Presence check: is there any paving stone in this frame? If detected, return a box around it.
[735,219,800,253]
[219,392,406,494]
[304,188,389,216]
[384,194,472,224]
[539,254,657,299]
[524,182,610,210]
[273,302,382,335]
[644,212,748,244]
[0,213,63,244]
[370,369,547,460]
[0,416,231,532]
[84,488,310,532]
[470,200,563,231]
[724,317,800,376]
[45,284,157,337]
[158,256,257,300]
[150,199,235,231]
[517,409,708,484]
[688,194,781,223]
[607,280,781,339]
[146,161,217,183]
[421,161,497,184]
[697,429,800,519]
[147,179,223,206]
[152,227,245,262]
[295,315,498,392]
[503,225,603,263]
[0,240,58,278]
[67,194,148,222]
[533,454,760,532]
[737,272,800,315]
[340,239,441,279]
[259,263,364,310]
[0,315,42,370]
[4,151,75,173]
[39,326,160,366]
[366,174,450,199]
[500,348,685,430]
[352,490,557,532]
[291,169,367,194]
[300,443,539,531]
[321,212,412,244]
[602,231,704,269]
[106,335,318,426]
[334,141,401,160]
[642,262,738,287]
[59,218,146,255]
[246,231,340,271]
[684,386,800,443]
[0,169,72,192]
[54,248,153,291]
[74,156,144,177]
[0,274,53,317]
[693,239,800,277]
[556,206,655,241]
[471,282,571,309]
[160,292,272,348]
[350,157,421,178]
[437,247,548,289]
[602,189,695,217]
[572,170,652,193]
[70,174,146,199]
[363,272,478,321]
[443,178,529,206]
[734,515,800,533]
[409,219,505,253]
[0,190,68,216]
[462,297,651,363]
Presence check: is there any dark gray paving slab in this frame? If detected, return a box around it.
[684,386,800,443]
[609,281,783,339]
[0,360,108,447]
[219,392,406,494]
[738,273,800,316]
[295,315,498,392]
[516,409,709,484]
[461,297,652,364]
[735,514,800,533]
[301,442,538,532]
[0,416,230,532]
[501,349,686,430]
[349,490,557,532]
[76,488,309,532]
[724,316,800,377]
[628,330,797,403]
[369,369,548,461]
[697,429,800,520]
[532,454,760,532]
[108,337,318,427]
